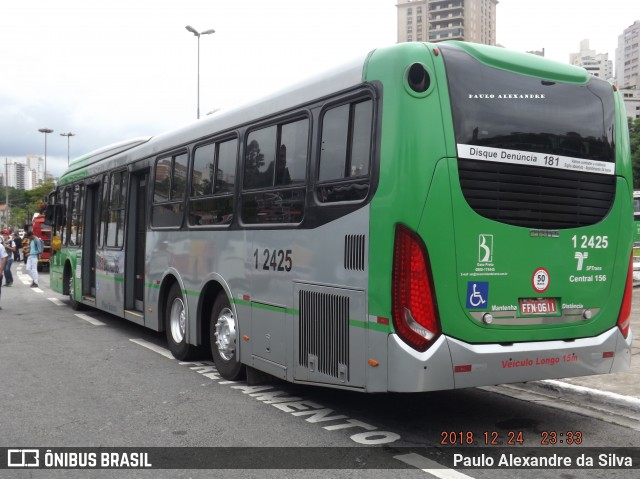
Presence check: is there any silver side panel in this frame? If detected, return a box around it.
[387,327,632,392]
[142,207,371,386]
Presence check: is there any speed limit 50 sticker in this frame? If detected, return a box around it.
[532,267,550,293]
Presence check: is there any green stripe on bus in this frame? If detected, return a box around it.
[95,273,124,283]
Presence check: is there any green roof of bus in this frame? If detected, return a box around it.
[443,41,590,83]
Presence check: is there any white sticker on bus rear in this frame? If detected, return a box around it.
[457,144,615,175]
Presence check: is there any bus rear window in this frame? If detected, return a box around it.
[441,45,615,164]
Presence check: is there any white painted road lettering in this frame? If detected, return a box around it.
[132,343,452,474]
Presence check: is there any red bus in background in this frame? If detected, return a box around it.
[31,213,52,272]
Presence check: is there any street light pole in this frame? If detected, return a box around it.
[185,25,215,119]
[5,158,9,227]
[38,128,54,184]
[60,132,76,166]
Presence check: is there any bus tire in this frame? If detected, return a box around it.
[68,274,83,311]
[210,293,245,381]
[165,283,199,360]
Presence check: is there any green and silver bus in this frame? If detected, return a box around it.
[47,41,633,392]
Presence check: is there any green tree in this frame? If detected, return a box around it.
[5,182,55,228]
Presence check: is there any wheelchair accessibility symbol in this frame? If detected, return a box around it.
[466,282,489,309]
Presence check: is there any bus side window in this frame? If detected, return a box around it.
[244,126,277,190]
[99,175,109,248]
[71,184,85,246]
[189,138,238,226]
[60,188,69,246]
[106,171,127,248]
[241,117,309,224]
[152,152,187,228]
[317,98,373,203]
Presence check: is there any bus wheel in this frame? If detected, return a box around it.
[165,283,199,360]
[68,274,83,311]
[210,293,245,380]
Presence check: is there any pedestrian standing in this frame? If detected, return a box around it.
[24,230,42,288]
[1,230,14,286]
[13,232,23,262]
[0,241,6,309]
[22,235,30,264]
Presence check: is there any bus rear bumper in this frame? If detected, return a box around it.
[387,327,632,392]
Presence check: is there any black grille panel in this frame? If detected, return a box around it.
[298,291,349,381]
[344,234,365,271]
[458,159,616,229]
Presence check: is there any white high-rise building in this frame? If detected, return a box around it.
[396,0,498,45]
[25,154,44,184]
[616,20,640,90]
[620,90,640,120]
[569,40,613,79]
[615,20,640,120]
[3,157,41,190]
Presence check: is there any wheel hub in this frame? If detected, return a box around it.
[215,307,236,361]
[170,298,186,344]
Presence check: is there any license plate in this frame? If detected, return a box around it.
[519,297,558,315]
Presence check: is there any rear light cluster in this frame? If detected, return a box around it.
[617,255,633,338]
[392,225,441,352]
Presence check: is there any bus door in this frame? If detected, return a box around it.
[125,171,148,313]
[82,182,100,297]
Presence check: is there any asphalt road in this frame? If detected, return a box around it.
[0,265,638,478]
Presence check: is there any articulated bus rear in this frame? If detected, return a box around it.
[366,42,633,391]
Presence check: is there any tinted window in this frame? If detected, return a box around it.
[278,120,309,185]
[351,101,372,176]
[216,140,237,194]
[192,143,215,197]
[319,105,349,181]
[154,157,171,202]
[172,153,188,200]
[99,176,109,248]
[244,126,277,190]
[441,45,615,163]
[70,184,84,247]
[189,138,238,227]
[60,188,69,246]
[242,118,309,224]
[106,171,127,247]
[152,152,187,228]
[317,99,373,203]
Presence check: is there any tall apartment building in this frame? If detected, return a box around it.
[569,40,613,79]
[396,0,498,45]
[615,20,640,120]
[25,154,44,184]
[3,157,40,190]
[620,90,640,120]
[616,20,640,90]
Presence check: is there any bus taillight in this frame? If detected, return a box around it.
[392,225,441,352]
[617,255,633,338]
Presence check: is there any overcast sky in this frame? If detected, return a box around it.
[0,0,636,177]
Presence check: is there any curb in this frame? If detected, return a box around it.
[534,379,640,414]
